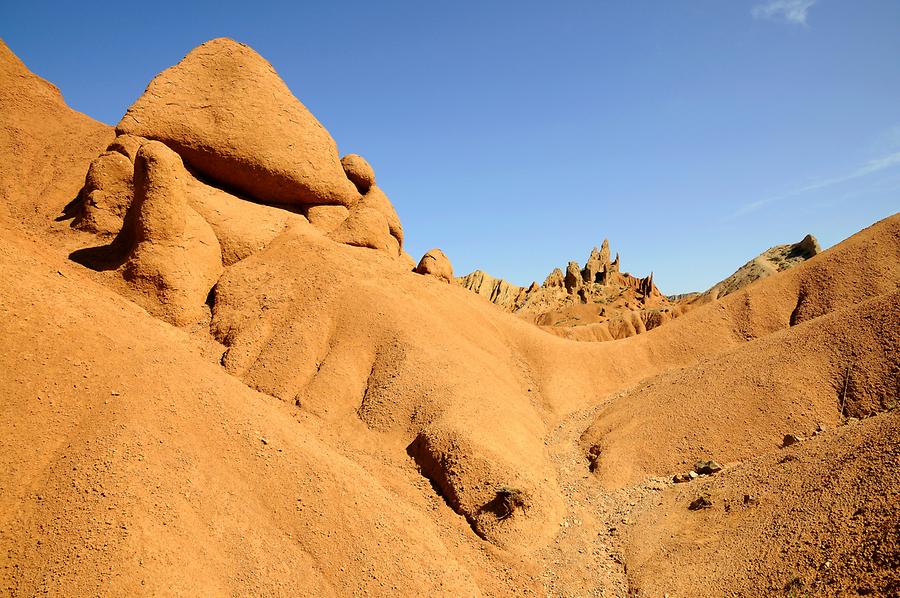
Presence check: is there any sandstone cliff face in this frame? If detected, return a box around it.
[456,239,671,342]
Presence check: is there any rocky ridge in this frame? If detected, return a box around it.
[458,239,679,341]
[686,234,821,304]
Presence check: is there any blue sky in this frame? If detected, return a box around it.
[3,1,898,293]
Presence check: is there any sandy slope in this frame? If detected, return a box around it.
[625,411,900,597]
[1,38,898,597]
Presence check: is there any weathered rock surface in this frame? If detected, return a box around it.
[306,204,350,234]
[564,261,583,293]
[184,174,298,266]
[690,234,821,303]
[457,238,670,342]
[107,134,144,163]
[341,154,375,194]
[693,460,723,475]
[329,206,399,255]
[456,270,527,309]
[415,248,454,283]
[358,185,403,247]
[117,38,360,207]
[119,141,223,326]
[73,151,134,236]
[543,268,565,288]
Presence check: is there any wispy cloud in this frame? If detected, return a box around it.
[752,0,818,25]
[728,151,900,219]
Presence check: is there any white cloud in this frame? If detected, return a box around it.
[752,0,818,25]
[728,151,900,219]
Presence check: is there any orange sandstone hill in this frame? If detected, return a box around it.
[0,37,898,598]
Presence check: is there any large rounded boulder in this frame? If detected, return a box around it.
[116,38,360,207]
[415,248,454,284]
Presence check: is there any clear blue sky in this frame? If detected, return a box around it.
[3,1,898,293]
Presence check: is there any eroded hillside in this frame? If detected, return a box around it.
[1,37,898,597]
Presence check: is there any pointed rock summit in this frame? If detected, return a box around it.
[117,38,360,207]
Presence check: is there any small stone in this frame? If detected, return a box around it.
[260,437,268,445]
[846,417,860,425]
[672,472,693,484]
[110,390,121,396]
[693,460,723,475]
[689,471,699,480]
[743,494,758,505]
[782,434,803,447]
[688,495,713,511]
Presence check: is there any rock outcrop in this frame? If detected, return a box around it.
[72,150,134,236]
[456,270,527,308]
[62,36,413,338]
[415,248,454,283]
[117,38,360,207]
[74,37,407,264]
[340,154,376,194]
[357,186,403,247]
[457,238,669,341]
[119,141,223,326]
[330,206,399,255]
[564,261,583,293]
[688,234,821,303]
[543,268,564,288]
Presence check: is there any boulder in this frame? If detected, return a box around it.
[120,141,223,326]
[73,151,134,236]
[329,206,399,256]
[358,185,403,247]
[415,249,454,283]
[793,234,821,258]
[688,495,713,511]
[693,460,723,475]
[116,38,360,207]
[782,434,804,447]
[341,154,375,194]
